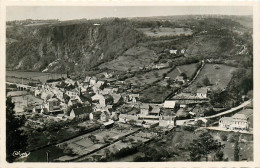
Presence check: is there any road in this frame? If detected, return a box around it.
[176,99,251,126]
[205,100,251,119]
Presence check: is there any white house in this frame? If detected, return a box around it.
[219,109,253,131]
[163,100,176,109]
[196,88,208,98]
[170,49,178,55]
[159,115,175,127]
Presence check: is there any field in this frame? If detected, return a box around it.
[11,94,44,113]
[187,64,237,91]
[56,126,139,161]
[99,46,158,72]
[6,71,67,83]
[83,131,156,162]
[138,27,193,37]
[125,68,171,86]
[166,63,198,80]
[140,85,173,103]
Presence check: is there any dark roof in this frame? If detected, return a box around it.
[71,106,92,116]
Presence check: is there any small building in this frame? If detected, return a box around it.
[90,77,97,86]
[180,48,186,54]
[85,76,92,83]
[46,98,61,113]
[67,98,80,106]
[70,106,92,120]
[196,87,208,98]
[159,115,175,127]
[89,111,102,120]
[175,75,186,84]
[219,109,253,131]
[100,111,110,122]
[118,114,139,124]
[163,100,176,109]
[140,104,150,115]
[170,49,178,55]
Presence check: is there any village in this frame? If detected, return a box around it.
[5,12,254,162]
[6,51,253,162]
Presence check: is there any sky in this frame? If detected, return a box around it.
[6,6,253,21]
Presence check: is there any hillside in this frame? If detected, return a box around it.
[6,19,144,73]
[6,16,252,75]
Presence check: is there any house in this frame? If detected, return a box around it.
[140,104,150,115]
[154,63,169,69]
[110,93,123,106]
[101,72,113,78]
[52,88,64,101]
[103,120,114,128]
[41,91,54,102]
[159,115,175,127]
[100,95,114,107]
[56,114,67,120]
[46,98,61,113]
[163,100,176,109]
[100,88,113,95]
[66,90,78,98]
[32,104,43,113]
[196,88,208,98]
[219,109,253,131]
[219,117,233,130]
[91,94,102,101]
[96,81,105,88]
[175,75,186,84]
[90,77,97,86]
[118,114,139,123]
[89,111,102,120]
[85,76,92,83]
[68,99,81,107]
[180,48,186,54]
[149,105,161,116]
[100,111,110,122]
[129,94,139,100]
[34,89,41,97]
[170,49,178,55]
[69,106,92,120]
[65,78,75,86]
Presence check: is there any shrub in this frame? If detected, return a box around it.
[220,134,228,141]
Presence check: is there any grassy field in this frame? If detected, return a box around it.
[140,85,173,103]
[138,27,193,37]
[6,70,66,83]
[125,68,171,86]
[166,63,197,80]
[99,46,158,72]
[11,94,44,113]
[187,64,237,91]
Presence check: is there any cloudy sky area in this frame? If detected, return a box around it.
[7,6,253,21]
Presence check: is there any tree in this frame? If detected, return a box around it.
[188,132,225,161]
[202,76,211,86]
[6,97,28,162]
[214,150,224,161]
[234,140,240,161]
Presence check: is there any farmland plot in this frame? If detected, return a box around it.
[99,46,158,72]
[166,63,198,80]
[188,64,237,91]
[125,68,171,86]
[138,27,193,37]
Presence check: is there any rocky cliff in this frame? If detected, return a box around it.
[6,19,144,73]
